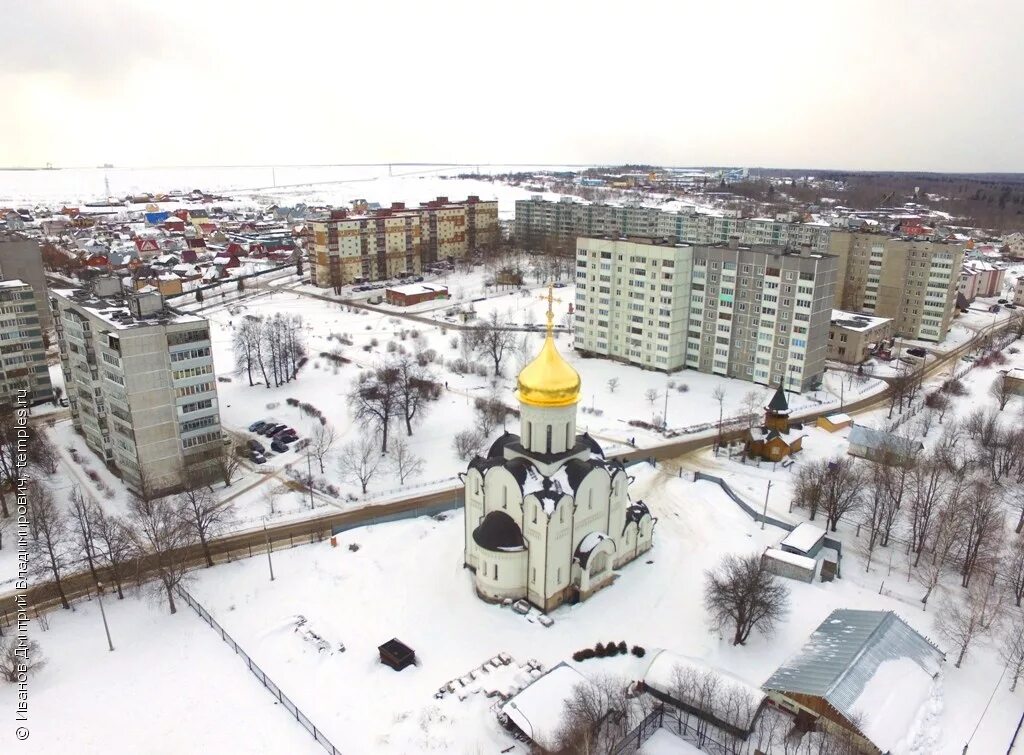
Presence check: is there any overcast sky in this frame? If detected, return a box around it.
[1,0,1021,172]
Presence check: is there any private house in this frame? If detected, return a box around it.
[847,425,922,464]
[763,609,944,754]
[745,384,806,462]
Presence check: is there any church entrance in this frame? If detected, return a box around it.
[589,550,609,577]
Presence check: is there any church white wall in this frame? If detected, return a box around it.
[463,468,485,569]
[475,548,528,602]
[520,402,577,455]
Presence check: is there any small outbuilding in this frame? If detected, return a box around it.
[385,283,448,307]
[499,662,587,750]
[762,548,817,583]
[847,425,923,464]
[378,638,416,671]
[780,522,826,559]
[816,413,852,432]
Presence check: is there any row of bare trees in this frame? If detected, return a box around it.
[232,313,307,388]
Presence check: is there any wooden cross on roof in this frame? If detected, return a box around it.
[538,282,562,337]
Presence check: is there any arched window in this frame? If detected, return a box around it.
[546,424,552,453]
[524,420,532,448]
[565,423,572,449]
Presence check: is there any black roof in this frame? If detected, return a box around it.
[565,458,597,491]
[505,457,533,487]
[766,383,789,413]
[472,510,525,552]
[623,501,651,534]
[486,431,518,459]
[578,432,605,458]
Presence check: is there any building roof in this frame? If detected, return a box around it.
[781,522,826,554]
[386,283,448,297]
[766,383,790,414]
[517,334,580,409]
[848,425,923,457]
[472,510,525,552]
[830,309,892,331]
[501,663,587,751]
[763,610,944,753]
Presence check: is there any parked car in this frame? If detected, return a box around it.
[999,298,1009,304]
[249,420,268,432]
[906,347,927,358]
[962,355,976,362]
[271,440,288,453]
[250,452,267,464]
[247,439,266,454]
[263,423,286,437]
[272,426,295,438]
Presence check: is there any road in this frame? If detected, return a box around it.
[3,308,1013,620]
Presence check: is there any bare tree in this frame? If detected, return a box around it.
[0,634,44,683]
[712,386,727,450]
[1003,537,1024,608]
[232,317,263,386]
[554,674,632,754]
[0,514,9,551]
[475,311,517,376]
[93,509,136,600]
[128,495,197,614]
[177,479,234,569]
[739,389,764,429]
[936,579,1004,668]
[453,429,486,460]
[960,480,1004,588]
[801,456,865,532]
[907,454,948,564]
[1000,614,1024,691]
[644,388,659,407]
[68,486,101,584]
[348,364,401,453]
[27,483,71,610]
[393,354,442,436]
[607,377,619,394]
[215,448,242,487]
[704,553,789,645]
[991,374,1014,411]
[388,435,424,485]
[338,435,382,495]
[308,423,338,474]
[859,462,890,573]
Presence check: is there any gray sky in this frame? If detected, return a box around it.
[2,0,1021,172]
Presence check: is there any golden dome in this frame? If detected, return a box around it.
[517,333,581,408]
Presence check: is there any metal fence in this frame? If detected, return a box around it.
[176,586,343,755]
[610,706,752,755]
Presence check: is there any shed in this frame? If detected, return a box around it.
[763,609,944,753]
[817,413,852,432]
[762,548,817,583]
[847,425,922,464]
[378,638,416,671]
[780,522,826,558]
[641,650,768,740]
[385,283,448,307]
[500,662,586,750]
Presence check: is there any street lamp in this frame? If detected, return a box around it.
[95,581,114,652]
[508,701,535,742]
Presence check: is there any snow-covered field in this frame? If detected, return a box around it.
[14,462,1017,753]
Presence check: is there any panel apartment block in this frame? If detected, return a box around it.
[0,232,52,329]
[310,196,498,288]
[574,237,838,392]
[516,197,831,252]
[52,282,224,496]
[0,280,53,404]
[829,231,963,341]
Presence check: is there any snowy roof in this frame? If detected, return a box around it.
[763,610,944,750]
[763,548,817,571]
[823,413,851,424]
[501,662,586,750]
[830,309,892,331]
[780,522,826,554]
[643,650,766,733]
[848,425,923,457]
[386,283,448,297]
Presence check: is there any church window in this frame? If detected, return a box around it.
[556,567,562,583]
[532,567,536,584]
[588,490,593,510]
[525,420,531,447]
[546,425,552,453]
[494,563,499,579]
[502,488,507,509]
[532,503,538,524]
[565,423,571,449]
[559,505,565,524]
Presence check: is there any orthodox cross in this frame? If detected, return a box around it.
[539,282,562,337]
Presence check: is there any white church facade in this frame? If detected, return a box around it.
[461,289,656,612]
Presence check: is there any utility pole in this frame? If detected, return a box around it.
[264,517,275,582]
[96,581,114,652]
[761,481,772,530]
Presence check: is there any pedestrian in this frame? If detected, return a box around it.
[445,381,449,389]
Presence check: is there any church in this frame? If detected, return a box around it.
[461,288,656,612]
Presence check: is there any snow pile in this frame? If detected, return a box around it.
[851,657,939,754]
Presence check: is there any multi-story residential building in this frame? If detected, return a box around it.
[0,280,53,405]
[51,278,224,496]
[828,310,894,365]
[0,231,52,329]
[958,260,1006,303]
[515,197,831,252]
[309,196,498,289]
[574,236,838,392]
[828,231,964,342]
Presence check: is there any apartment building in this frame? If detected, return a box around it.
[516,197,831,252]
[52,278,224,496]
[958,260,1006,303]
[828,310,894,365]
[574,237,838,392]
[0,280,53,405]
[309,196,498,289]
[0,231,52,329]
[829,231,964,341]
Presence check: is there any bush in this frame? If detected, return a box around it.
[348,543,360,552]
[386,341,398,353]
[593,642,607,658]
[941,378,967,396]
[677,383,689,393]
[631,645,646,658]
[617,641,627,655]
[287,398,300,407]
[369,338,379,348]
